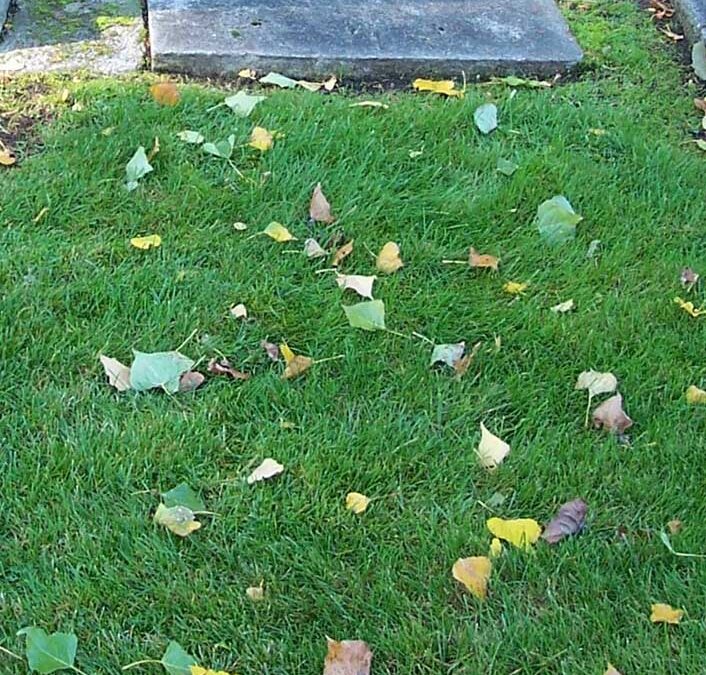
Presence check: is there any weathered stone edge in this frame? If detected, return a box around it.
[1,0,11,35]
[671,0,706,45]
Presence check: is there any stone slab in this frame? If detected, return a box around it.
[148,0,583,81]
[1,0,10,33]
[672,0,706,45]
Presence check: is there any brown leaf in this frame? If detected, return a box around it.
[150,82,180,106]
[680,266,699,287]
[695,98,706,113]
[667,519,682,535]
[261,340,280,361]
[323,638,372,675]
[592,393,633,434]
[542,499,588,544]
[178,371,205,393]
[99,354,131,392]
[469,247,499,271]
[332,240,354,267]
[310,183,335,223]
[304,238,327,259]
[283,355,313,380]
[208,357,250,380]
[454,341,481,377]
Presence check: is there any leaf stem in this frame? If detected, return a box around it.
[383,328,409,339]
[441,259,467,265]
[411,331,434,345]
[584,394,592,428]
[122,658,161,670]
[312,354,345,365]
[0,645,22,660]
[176,328,199,353]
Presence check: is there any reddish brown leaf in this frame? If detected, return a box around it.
[261,340,280,361]
[178,371,205,392]
[150,82,181,106]
[323,638,372,675]
[542,499,588,544]
[332,240,354,267]
[310,183,335,223]
[208,357,250,380]
[592,393,633,434]
[469,247,499,271]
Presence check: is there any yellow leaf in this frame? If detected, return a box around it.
[238,68,257,79]
[297,79,324,92]
[650,603,684,624]
[150,82,180,106]
[323,75,338,91]
[249,126,274,152]
[0,149,17,166]
[346,492,370,514]
[452,556,491,600]
[489,538,503,558]
[376,241,403,274]
[279,342,296,365]
[154,503,201,537]
[190,666,231,675]
[503,281,528,295]
[686,385,706,404]
[477,422,510,470]
[674,296,706,317]
[130,234,162,250]
[412,78,464,98]
[283,355,313,380]
[263,222,296,242]
[486,517,541,550]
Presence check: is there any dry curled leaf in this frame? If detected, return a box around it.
[550,299,575,313]
[453,341,481,378]
[650,603,684,625]
[542,499,587,544]
[346,492,370,514]
[336,274,376,300]
[695,98,706,113]
[680,267,699,287]
[686,385,706,404]
[178,371,205,393]
[261,340,280,361]
[238,68,257,79]
[430,342,465,369]
[332,240,354,267]
[304,238,327,259]
[349,101,389,109]
[246,581,265,601]
[469,247,499,271]
[667,519,682,535]
[675,296,706,317]
[575,370,618,398]
[280,342,313,379]
[503,281,527,295]
[208,357,250,380]
[376,242,403,274]
[150,82,180,106]
[99,354,131,392]
[592,393,633,434]
[412,78,463,98]
[154,503,201,537]
[130,234,162,250]
[310,183,335,223]
[477,422,510,470]
[247,458,284,484]
[487,517,541,550]
[0,149,17,166]
[452,556,491,600]
[323,638,372,675]
[229,303,247,319]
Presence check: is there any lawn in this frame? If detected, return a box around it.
[2,1,706,673]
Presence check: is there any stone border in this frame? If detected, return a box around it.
[672,0,706,46]
[1,0,11,35]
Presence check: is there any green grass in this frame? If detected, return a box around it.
[2,2,706,673]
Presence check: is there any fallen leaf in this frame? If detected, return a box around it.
[246,582,265,602]
[659,25,684,40]
[496,157,518,176]
[304,238,327,258]
[249,126,274,152]
[150,82,180,106]
[452,556,491,600]
[191,666,231,675]
[229,303,247,319]
[263,222,297,242]
[604,665,622,675]
[332,240,354,267]
[202,135,235,159]
[177,130,205,144]
[489,538,503,558]
[542,499,587,544]
[675,296,706,317]
[324,76,338,91]
[503,281,528,295]
[474,103,498,134]
[575,370,618,398]
[310,183,335,223]
[260,71,298,88]
[99,354,131,391]
[667,519,682,534]
[336,274,376,299]
[130,234,162,250]
[376,241,403,273]
[154,503,201,537]
[129,350,194,394]
[650,603,684,625]
[494,75,551,88]
[537,195,583,245]
[261,340,280,361]
[284,355,313,379]
[0,148,16,166]
[233,221,248,231]
[453,341,481,377]
[323,638,372,675]
[125,146,153,191]
[162,641,197,675]
[486,517,541,550]
[349,101,389,109]
[477,422,510,470]
[412,78,463,98]
[692,41,706,80]
[224,91,266,117]
[346,492,370,514]
[208,357,250,380]
[162,482,206,512]
[586,239,601,258]
[588,127,606,136]
[686,385,706,404]
[248,458,284,484]
[592,393,633,434]
[551,299,575,313]
[178,371,205,393]
[430,342,465,369]
[147,136,161,162]
[343,299,386,331]
[680,267,699,287]
[409,149,424,158]
[469,247,499,271]
[238,68,257,79]
[695,98,706,113]
[17,627,78,674]
[696,139,706,151]
[297,79,325,92]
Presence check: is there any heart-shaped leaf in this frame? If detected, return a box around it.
[343,300,386,331]
[162,483,206,512]
[125,146,153,191]
[162,641,197,675]
[17,627,78,674]
[202,135,235,159]
[224,91,266,117]
[537,195,583,245]
[474,103,498,134]
[129,350,195,394]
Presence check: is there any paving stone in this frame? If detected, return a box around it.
[149,0,583,81]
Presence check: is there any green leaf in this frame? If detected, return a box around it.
[496,157,518,176]
[125,146,153,191]
[474,103,497,135]
[17,627,77,674]
[129,350,194,393]
[161,640,197,675]
[494,75,550,89]
[224,91,266,117]
[259,72,297,88]
[536,195,583,245]
[343,299,386,331]
[692,41,706,81]
[202,135,235,159]
[162,482,206,512]
[176,130,204,144]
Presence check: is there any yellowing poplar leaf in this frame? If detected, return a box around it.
[489,538,503,558]
[279,343,313,379]
[346,492,370,514]
[686,385,706,404]
[412,78,463,98]
[280,343,296,364]
[247,458,284,484]
[191,667,230,675]
[323,639,372,675]
[503,281,528,295]
[249,126,274,151]
[486,517,541,550]
[130,234,162,250]
[150,82,180,106]
[376,241,403,274]
[263,222,296,242]
[452,556,491,600]
[469,247,499,271]
[477,422,510,470]
[154,503,201,537]
[575,370,617,398]
[336,274,376,299]
[650,603,684,624]
[675,296,706,317]
[0,149,17,166]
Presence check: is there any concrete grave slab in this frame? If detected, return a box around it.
[148,0,583,81]
[1,0,10,35]
[672,0,706,45]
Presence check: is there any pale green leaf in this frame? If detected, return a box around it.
[17,627,77,674]
[494,75,551,89]
[125,146,153,191]
[162,482,206,512]
[692,41,706,81]
[202,135,235,159]
[343,299,386,331]
[474,103,497,134]
[161,640,197,675]
[224,91,266,117]
[496,157,518,176]
[176,130,204,144]
[259,72,297,88]
[430,342,465,368]
[129,350,194,393]
[537,195,583,245]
